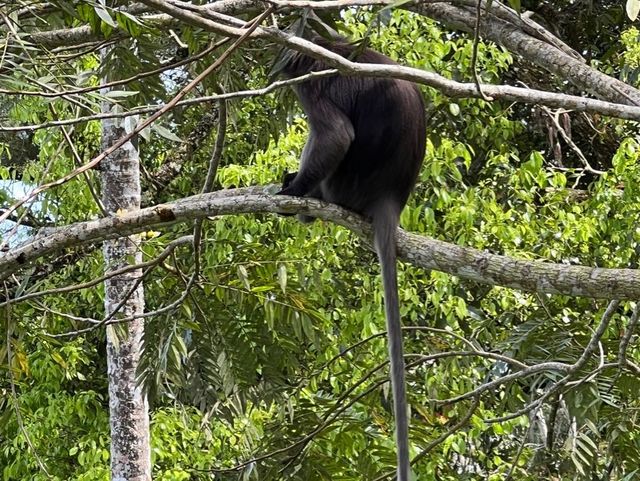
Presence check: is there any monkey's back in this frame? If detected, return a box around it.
[284,39,426,218]
[324,71,425,217]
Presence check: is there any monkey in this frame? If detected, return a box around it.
[275,37,427,481]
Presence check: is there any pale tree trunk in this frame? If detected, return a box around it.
[101,60,151,480]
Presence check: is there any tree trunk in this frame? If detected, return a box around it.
[101,63,151,480]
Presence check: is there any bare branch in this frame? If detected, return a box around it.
[618,303,640,368]
[137,0,640,119]
[438,361,571,405]
[5,38,640,135]
[573,300,619,370]
[460,301,624,424]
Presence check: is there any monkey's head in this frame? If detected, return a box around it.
[269,9,341,80]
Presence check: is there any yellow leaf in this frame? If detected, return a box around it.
[15,351,30,376]
[51,351,67,369]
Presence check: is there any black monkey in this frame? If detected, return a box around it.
[276,38,426,481]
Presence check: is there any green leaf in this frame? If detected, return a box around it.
[103,90,139,98]
[124,115,138,135]
[139,125,151,142]
[119,11,144,26]
[301,315,314,340]
[292,314,303,340]
[237,265,251,290]
[507,0,521,12]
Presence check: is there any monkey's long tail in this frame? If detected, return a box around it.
[373,202,410,481]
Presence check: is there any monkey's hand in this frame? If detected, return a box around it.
[276,172,320,224]
[281,171,298,191]
[277,171,308,197]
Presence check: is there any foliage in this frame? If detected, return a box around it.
[1,339,109,481]
[621,27,640,84]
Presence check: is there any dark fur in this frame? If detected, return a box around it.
[277,38,426,481]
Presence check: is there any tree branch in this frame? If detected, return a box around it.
[411,1,640,105]
[24,0,257,48]
[3,187,640,300]
[7,66,640,135]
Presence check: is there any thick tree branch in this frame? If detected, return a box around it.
[24,0,257,48]
[412,2,640,106]
[3,187,640,300]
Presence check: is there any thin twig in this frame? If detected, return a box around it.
[470,0,492,101]
[618,302,640,368]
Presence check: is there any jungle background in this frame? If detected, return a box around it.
[2,0,640,480]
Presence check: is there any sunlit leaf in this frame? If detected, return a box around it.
[627,0,640,20]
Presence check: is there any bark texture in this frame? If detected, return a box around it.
[101,83,151,480]
[412,2,640,105]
